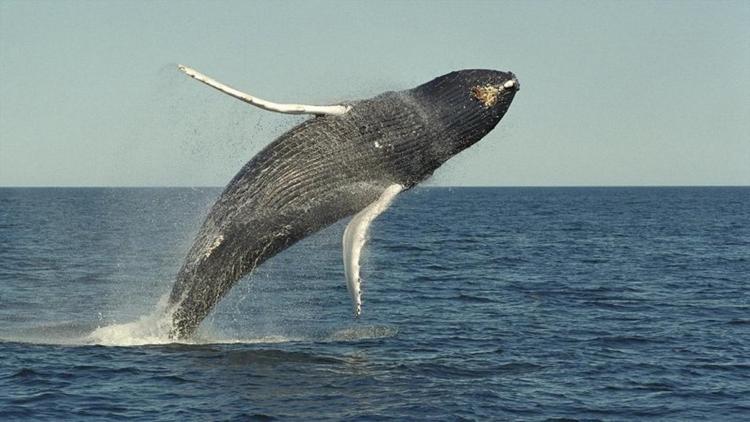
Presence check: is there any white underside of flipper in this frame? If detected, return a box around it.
[178,64,351,116]
[342,184,403,318]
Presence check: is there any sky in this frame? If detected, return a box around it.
[0,0,748,187]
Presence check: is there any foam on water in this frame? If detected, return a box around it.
[87,313,175,346]
[87,315,398,346]
[87,319,299,346]
[86,299,299,347]
[84,298,397,347]
[84,288,400,347]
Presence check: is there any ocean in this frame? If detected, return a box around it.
[0,187,748,420]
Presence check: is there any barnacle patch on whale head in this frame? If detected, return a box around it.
[470,84,503,108]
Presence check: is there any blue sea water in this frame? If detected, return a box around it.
[0,187,748,420]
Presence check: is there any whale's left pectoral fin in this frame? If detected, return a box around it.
[342,184,403,318]
[177,64,351,116]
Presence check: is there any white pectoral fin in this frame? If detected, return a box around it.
[177,65,351,116]
[342,184,403,318]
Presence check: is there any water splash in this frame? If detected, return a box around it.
[88,313,175,346]
[84,296,302,346]
[88,320,298,346]
[86,296,177,346]
[342,184,403,317]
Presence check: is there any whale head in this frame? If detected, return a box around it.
[407,69,519,173]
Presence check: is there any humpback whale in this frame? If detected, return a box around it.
[168,66,519,339]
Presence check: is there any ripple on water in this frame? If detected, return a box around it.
[1,187,749,420]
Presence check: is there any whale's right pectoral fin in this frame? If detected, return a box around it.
[177,64,351,116]
[342,184,403,318]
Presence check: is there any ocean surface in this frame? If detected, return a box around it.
[0,187,748,420]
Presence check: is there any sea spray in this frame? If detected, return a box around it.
[87,295,178,346]
[87,294,303,346]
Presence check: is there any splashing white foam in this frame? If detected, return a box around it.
[86,296,300,346]
[87,305,177,346]
[87,312,299,346]
[87,295,187,346]
[342,184,403,318]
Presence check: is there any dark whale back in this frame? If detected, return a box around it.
[169,69,519,338]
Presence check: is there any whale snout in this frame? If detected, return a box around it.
[504,72,520,91]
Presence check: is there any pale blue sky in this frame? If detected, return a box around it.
[1,0,748,186]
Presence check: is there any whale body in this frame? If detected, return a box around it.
[168,69,519,339]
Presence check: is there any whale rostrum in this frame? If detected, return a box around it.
[167,65,519,339]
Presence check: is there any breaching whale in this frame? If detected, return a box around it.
[167,66,519,339]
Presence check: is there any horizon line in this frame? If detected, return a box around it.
[1,184,748,189]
